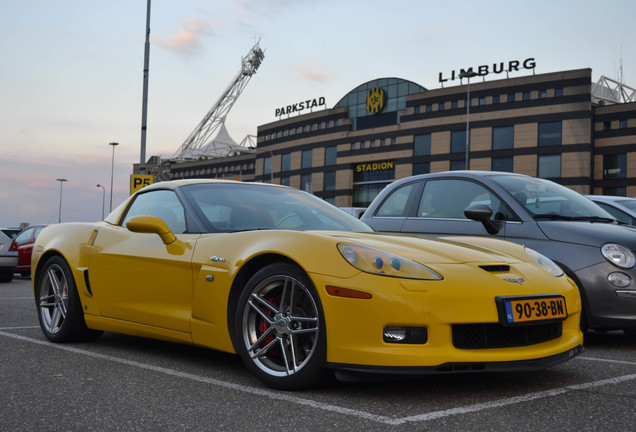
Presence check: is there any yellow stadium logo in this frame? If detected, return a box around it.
[366,87,385,114]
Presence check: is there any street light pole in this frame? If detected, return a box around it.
[96,184,105,219]
[459,70,478,170]
[56,178,67,223]
[109,142,119,212]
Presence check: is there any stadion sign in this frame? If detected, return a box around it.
[438,58,536,83]
[275,97,326,117]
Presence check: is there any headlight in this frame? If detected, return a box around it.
[601,243,635,269]
[337,243,443,280]
[525,247,564,277]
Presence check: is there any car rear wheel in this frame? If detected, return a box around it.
[0,270,14,283]
[35,255,102,342]
[235,262,327,390]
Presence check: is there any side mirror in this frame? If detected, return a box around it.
[464,204,501,235]
[126,215,177,245]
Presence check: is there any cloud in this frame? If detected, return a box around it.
[152,18,214,56]
[296,63,330,82]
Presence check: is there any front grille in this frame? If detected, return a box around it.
[452,322,562,349]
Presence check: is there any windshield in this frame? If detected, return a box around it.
[181,183,373,233]
[616,199,636,211]
[492,175,616,221]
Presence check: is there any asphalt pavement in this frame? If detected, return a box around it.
[2,276,636,431]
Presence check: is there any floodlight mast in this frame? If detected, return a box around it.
[172,41,265,160]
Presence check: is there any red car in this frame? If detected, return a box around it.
[11,225,47,277]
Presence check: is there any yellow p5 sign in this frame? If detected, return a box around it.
[130,174,154,195]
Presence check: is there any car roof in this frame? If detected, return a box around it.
[138,179,290,193]
[586,195,636,203]
[387,170,530,187]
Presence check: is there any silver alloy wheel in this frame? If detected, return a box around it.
[38,263,69,334]
[241,274,320,377]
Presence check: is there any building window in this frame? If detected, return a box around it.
[280,153,290,172]
[603,154,627,179]
[539,89,547,98]
[538,154,561,178]
[451,130,467,153]
[620,119,628,129]
[414,134,431,156]
[302,149,312,169]
[493,95,500,104]
[413,163,430,175]
[602,187,626,196]
[325,146,337,166]
[492,126,514,150]
[301,174,312,192]
[391,137,397,145]
[555,88,563,97]
[281,176,290,186]
[492,156,513,172]
[324,171,336,191]
[371,139,376,147]
[507,94,515,103]
[479,97,486,105]
[439,102,445,111]
[414,106,420,114]
[451,100,458,109]
[360,141,366,149]
[450,159,466,170]
[523,91,531,100]
[426,104,433,112]
[604,121,611,130]
[264,156,272,176]
[352,162,395,207]
[538,121,562,146]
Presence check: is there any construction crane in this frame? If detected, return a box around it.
[172,40,265,160]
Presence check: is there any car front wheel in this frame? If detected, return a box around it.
[235,263,327,390]
[34,255,102,342]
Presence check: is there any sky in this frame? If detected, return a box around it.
[1,0,635,227]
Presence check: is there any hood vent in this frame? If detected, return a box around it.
[479,265,510,273]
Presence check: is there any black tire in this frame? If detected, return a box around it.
[234,262,327,390]
[0,270,14,283]
[34,255,102,342]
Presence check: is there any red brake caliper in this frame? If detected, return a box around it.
[258,297,278,350]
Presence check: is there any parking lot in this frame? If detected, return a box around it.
[2,276,636,431]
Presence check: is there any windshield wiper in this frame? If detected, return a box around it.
[571,216,624,224]
[228,227,272,233]
[533,214,574,220]
[533,214,622,224]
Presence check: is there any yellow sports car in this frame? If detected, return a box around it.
[32,180,583,389]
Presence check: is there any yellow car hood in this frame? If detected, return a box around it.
[313,231,526,265]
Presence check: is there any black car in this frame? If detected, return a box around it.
[362,171,636,333]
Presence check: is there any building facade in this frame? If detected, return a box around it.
[160,68,636,206]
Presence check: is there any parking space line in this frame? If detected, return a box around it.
[0,326,40,330]
[0,330,401,425]
[2,329,636,426]
[580,356,636,366]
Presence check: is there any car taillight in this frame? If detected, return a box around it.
[8,240,17,252]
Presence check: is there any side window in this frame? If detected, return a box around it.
[14,228,34,245]
[376,183,416,217]
[122,190,187,234]
[417,179,504,220]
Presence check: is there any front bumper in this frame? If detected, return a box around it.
[574,261,636,330]
[313,266,583,368]
[331,344,584,379]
